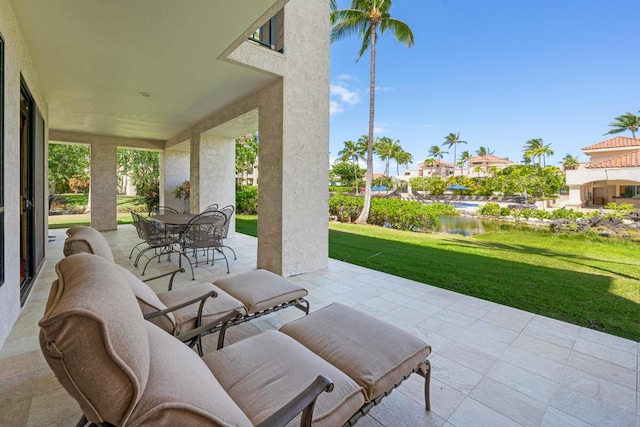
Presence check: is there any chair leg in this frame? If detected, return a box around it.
[128,241,146,260]
[422,359,431,411]
[221,245,237,260]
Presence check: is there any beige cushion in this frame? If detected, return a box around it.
[280,302,432,402]
[65,225,88,237]
[127,323,252,427]
[205,330,366,427]
[63,226,115,263]
[214,269,308,314]
[114,265,176,333]
[157,284,246,335]
[39,254,150,425]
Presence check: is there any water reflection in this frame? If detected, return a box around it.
[438,216,484,236]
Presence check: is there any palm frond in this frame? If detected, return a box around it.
[379,17,414,47]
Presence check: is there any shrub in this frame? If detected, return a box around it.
[329,186,352,193]
[532,209,550,222]
[478,202,501,217]
[549,208,583,221]
[236,186,258,215]
[328,195,456,231]
[500,207,512,217]
[328,194,363,222]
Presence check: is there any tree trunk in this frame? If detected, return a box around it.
[355,24,377,224]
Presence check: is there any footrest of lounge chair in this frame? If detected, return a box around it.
[214,269,308,314]
[280,302,432,418]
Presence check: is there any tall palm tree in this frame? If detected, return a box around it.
[331,0,414,224]
[442,132,467,170]
[337,139,366,192]
[605,112,640,138]
[561,154,580,171]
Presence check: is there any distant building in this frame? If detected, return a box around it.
[402,159,455,179]
[458,155,514,177]
[565,137,640,208]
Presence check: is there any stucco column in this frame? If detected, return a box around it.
[199,134,236,237]
[257,0,329,276]
[189,134,201,214]
[90,143,117,230]
[162,148,190,212]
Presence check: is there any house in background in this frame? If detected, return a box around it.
[0,0,329,349]
[565,137,640,208]
[458,154,514,177]
[402,159,455,179]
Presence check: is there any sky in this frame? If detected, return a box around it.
[329,0,640,174]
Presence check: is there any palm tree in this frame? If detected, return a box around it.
[475,146,494,156]
[337,139,366,192]
[428,145,447,160]
[427,145,447,177]
[395,150,413,175]
[561,154,580,171]
[605,112,640,138]
[442,132,467,170]
[374,136,402,176]
[331,0,414,224]
[458,150,471,174]
[523,138,544,168]
[523,138,554,168]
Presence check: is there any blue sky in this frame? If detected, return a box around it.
[329,0,640,173]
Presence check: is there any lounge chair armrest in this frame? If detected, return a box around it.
[141,267,185,290]
[176,310,241,343]
[143,290,218,320]
[256,375,334,427]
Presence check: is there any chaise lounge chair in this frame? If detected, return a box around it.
[40,253,432,426]
[63,226,310,352]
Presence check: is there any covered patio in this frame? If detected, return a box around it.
[1,226,638,426]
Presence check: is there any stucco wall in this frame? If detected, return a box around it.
[0,0,49,348]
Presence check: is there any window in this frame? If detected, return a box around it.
[620,185,640,198]
[0,35,4,286]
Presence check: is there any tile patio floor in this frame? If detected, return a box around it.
[0,225,638,426]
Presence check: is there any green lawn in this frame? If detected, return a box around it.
[48,194,143,229]
[236,215,640,341]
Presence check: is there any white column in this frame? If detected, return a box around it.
[199,134,236,236]
[90,143,117,230]
[162,148,190,212]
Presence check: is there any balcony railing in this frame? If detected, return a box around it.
[248,15,284,53]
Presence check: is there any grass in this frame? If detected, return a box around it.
[48,194,145,229]
[236,215,640,341]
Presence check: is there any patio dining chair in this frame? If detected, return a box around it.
[148,205,181,237]
[182,210,230,273]
[131,211,195,279]
[218,204,237,260]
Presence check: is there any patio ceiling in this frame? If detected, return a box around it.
[10,0,283,141]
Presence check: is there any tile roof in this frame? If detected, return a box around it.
[582,136,640,151]
[587,149,640,168]
[466,155,512,164]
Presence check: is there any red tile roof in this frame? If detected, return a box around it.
[582,137,640,151]
[587,149,640,168]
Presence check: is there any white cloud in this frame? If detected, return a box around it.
[329,83,360,115]
[336,73,357,82]
[330,84,360,105]
[375,85,393,92]
[330,100,344,115]
[373,126,385,134]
